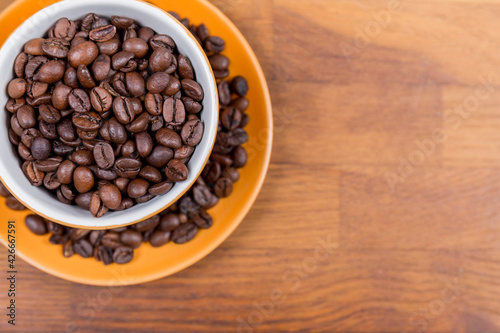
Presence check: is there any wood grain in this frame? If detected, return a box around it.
[3,0,500,332]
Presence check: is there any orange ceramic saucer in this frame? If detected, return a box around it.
[0,0,272,286]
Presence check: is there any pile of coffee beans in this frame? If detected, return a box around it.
[2,12,251,265]
[6,13,206,217]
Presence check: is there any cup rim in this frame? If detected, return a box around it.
[0,0,219,229]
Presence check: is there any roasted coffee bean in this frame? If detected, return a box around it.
[68,41,99,67]
[21,128,41,148]
[94,245,113,265]
[89,25,116,42]
[202,161,221,183]
[68,89,91,113]
[133,215,160,232]
[58,188,73,203]
[120,229,142,248]
[111,15,134,29]
[96,168,118,181]
[146,72,169,94]
[42,38,70,58]
[7,78,26,99]
[165,159,188,182]
[113,246,133,264]
[149,34,175,51]
[75,191,93,210]
[57,160,76,184]
[156,128,182,149]
[6,98,26,113]
[222,167,240,183]
[159,213,180,231]
[232,146,248,168]
[148,181,173,196]
[62,240,74,257]
[146,146,173,168]
[19,142,33,160]
[91,54,111,81]
[123,38,149,58]
[178,55,194,80]
[209,54,229,72]
[77,64,96,89]
[51,84,72,110]
[204,36,225,53]
[163,97,186,125]
[107,117,128,144]
[112,51,134,71]
[89,192,108,217]
[149,48,172,72]
[17,105,36,129]
[8,128,21,145]
[115,197,134,211]
[99,183,121,210]
[218,80,231,106]
[49,233,68,245]
[214,177,233,198]
[163,76,181,96]
[126,112,149,134]
[114,157,141,178]
[230,76,249,96]
[31,136,51,160]
[137,27,154,42]
[181,79,204,101]
[240,113,250,128]
[181,119,204,146]
[24,38,45,55]
[39,104,61,124]
[193,184,218,209]
[90,87,112,112]
[134,131,153,158]
[127,178,150,198]
[74,239,93,258]
[113,96,135,124]
[150,230,171,247]
[23,161,44,186]
[73,166,94,193]
[25,56,48,79]
[89,230,104,246]
[172,222,197,244]
[64,67,79,88]
[54,17,77,41]
[125,71,145,97]
[27,81,48,98]
[25,214,47,235]
[231,96,249,112]
[60,184,76,201]
[190,209,213,229]
[72,112,102,131]
[139,166,162,183]
[97,38,121,56]
[221,107,242,130]
[70,229,91,241]
[93,142,115,169]
[144,93,163,115]
[14,52,28,78]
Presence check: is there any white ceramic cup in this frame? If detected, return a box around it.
[0,0,218,229]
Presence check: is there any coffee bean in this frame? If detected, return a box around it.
[62,240,74,257]
[126,112,149,133]
[7,78,26,99]
[68,41,98,67]
[127,178,149,198]
[135,131,153,158]
[218,80,231,106]
[114,157,141,178]
[125,71,145,97]
[190,209,213,229]
[165,159,188,182]
[149,34,175,51]
[221,107,242,130]
[56,160,76,184]
[193,184,218,209]
[14,52,28,78]
[150,230,171,247]
[120,229,142,248]
[94,245,113,265]
[25,214,47,235]
[75,191,93,210]
[204,36,225,53]
[89,25,116,42]
[181,119,204,146]
[156,128,182,149]
[163,97,186,125]
[24,38,45,55]
[146,72,170,94]
[149,48,172,72]
[93,142,115,169]
[164,76,181,96]
[42,38,70,58]
[122,38,149,58]
[31,136,51,160]
[72,112,102,131]
[99,183,121,210]
[113,96,135,124]
[89,192,108,217]
[159,213,180,231]
[17,105,36,129]
[134,215,160,232]
[73,166,94,193]
[70,229,91,241]
[90,87,112,112]
[181,79,204,101]
[111,15,134,29]
[68,89,91,113]
[54,18,76,41]
[77,64,96,89]
[111,51,134,71]
[214,177,233,198]
[113,246,133,264]
[172,222,197,244]
[74,239,93,258]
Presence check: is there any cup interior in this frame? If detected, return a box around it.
[0,0,218,229]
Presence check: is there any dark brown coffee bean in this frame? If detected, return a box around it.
[25,214,47,235]
[62,240,74,258]
[31,136,51,160]
[214,177,233,198]
[19,141,34,160]
[127,178,150,198]
[144,145,172,168]
[56,160,76,185]
[111,15,134,29]
[24,56,48,79]
[41,38,69,58]
[135,131,153,158]
[17,105,36,129]
[165,159,188,182]
[205,36,225,53]
[120,140,138,159]
[181,119,204,146]
[64,67,79,88]
[163,97,185,125]
[99,183,121,210]
[70,229,91,241]
[74,239,93,258]
[144,93,163,115]
[149,34,175,51]
[111,51,134,71]
[97,38,121,56]
[89,55,110,82]
[231,97,249,112]
[94,245,113,265]
[7,78,26,99]
[221,107,242,130]
[90,191,108,217]
[209,54,229,72]
[126,112,149,133]
[27,81,48,99]
[60,184,75,201]
[72,112,102,131]
[218,80,231,106]
[190,209,213,229]
[159,213,180,231]
[77,64,96,89]
[162,76,180,97]
[113,246,133,264]
[93,142,115,169]
[96,168,118,181]
[73,166,94,193]
[89,87,112,113]
[21,128,40,148]
[38,120,57,140]
[89,24,116,42]
[6,98,26,113]
[122,38,149,58]
[114,157,141,178]
[68,89,91,113]
[146,72,169,94]
[38,104,61,125]
[150,230,171,247]
[231,76,249,96]
[193,184,218,209]
[14,52,28,78]
[48,233,68,245]
[51,84,71,110]
[156,128,182,149]
[22,160,44,186]
[54,17,77,41]
[181,79,204,101]
[232,146,248,168]
[125,71,145,97]
[68,41,99,67]
[113,96,135,124]
[222,167,240,183]
[75,191,93,210]
[89,230,104,246]
[8,128,20,145]
[114,197,134,211]
[148,180,173,196]
[139,166,162,183]
[34,156,62,173]
[172,222,197,244]
[120,229,142,248]
[178,55,194,79]
[149,48,172,72]
[133,215,160,232]
[24,38,45,55]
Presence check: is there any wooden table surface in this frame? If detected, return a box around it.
[3,0,500,332]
